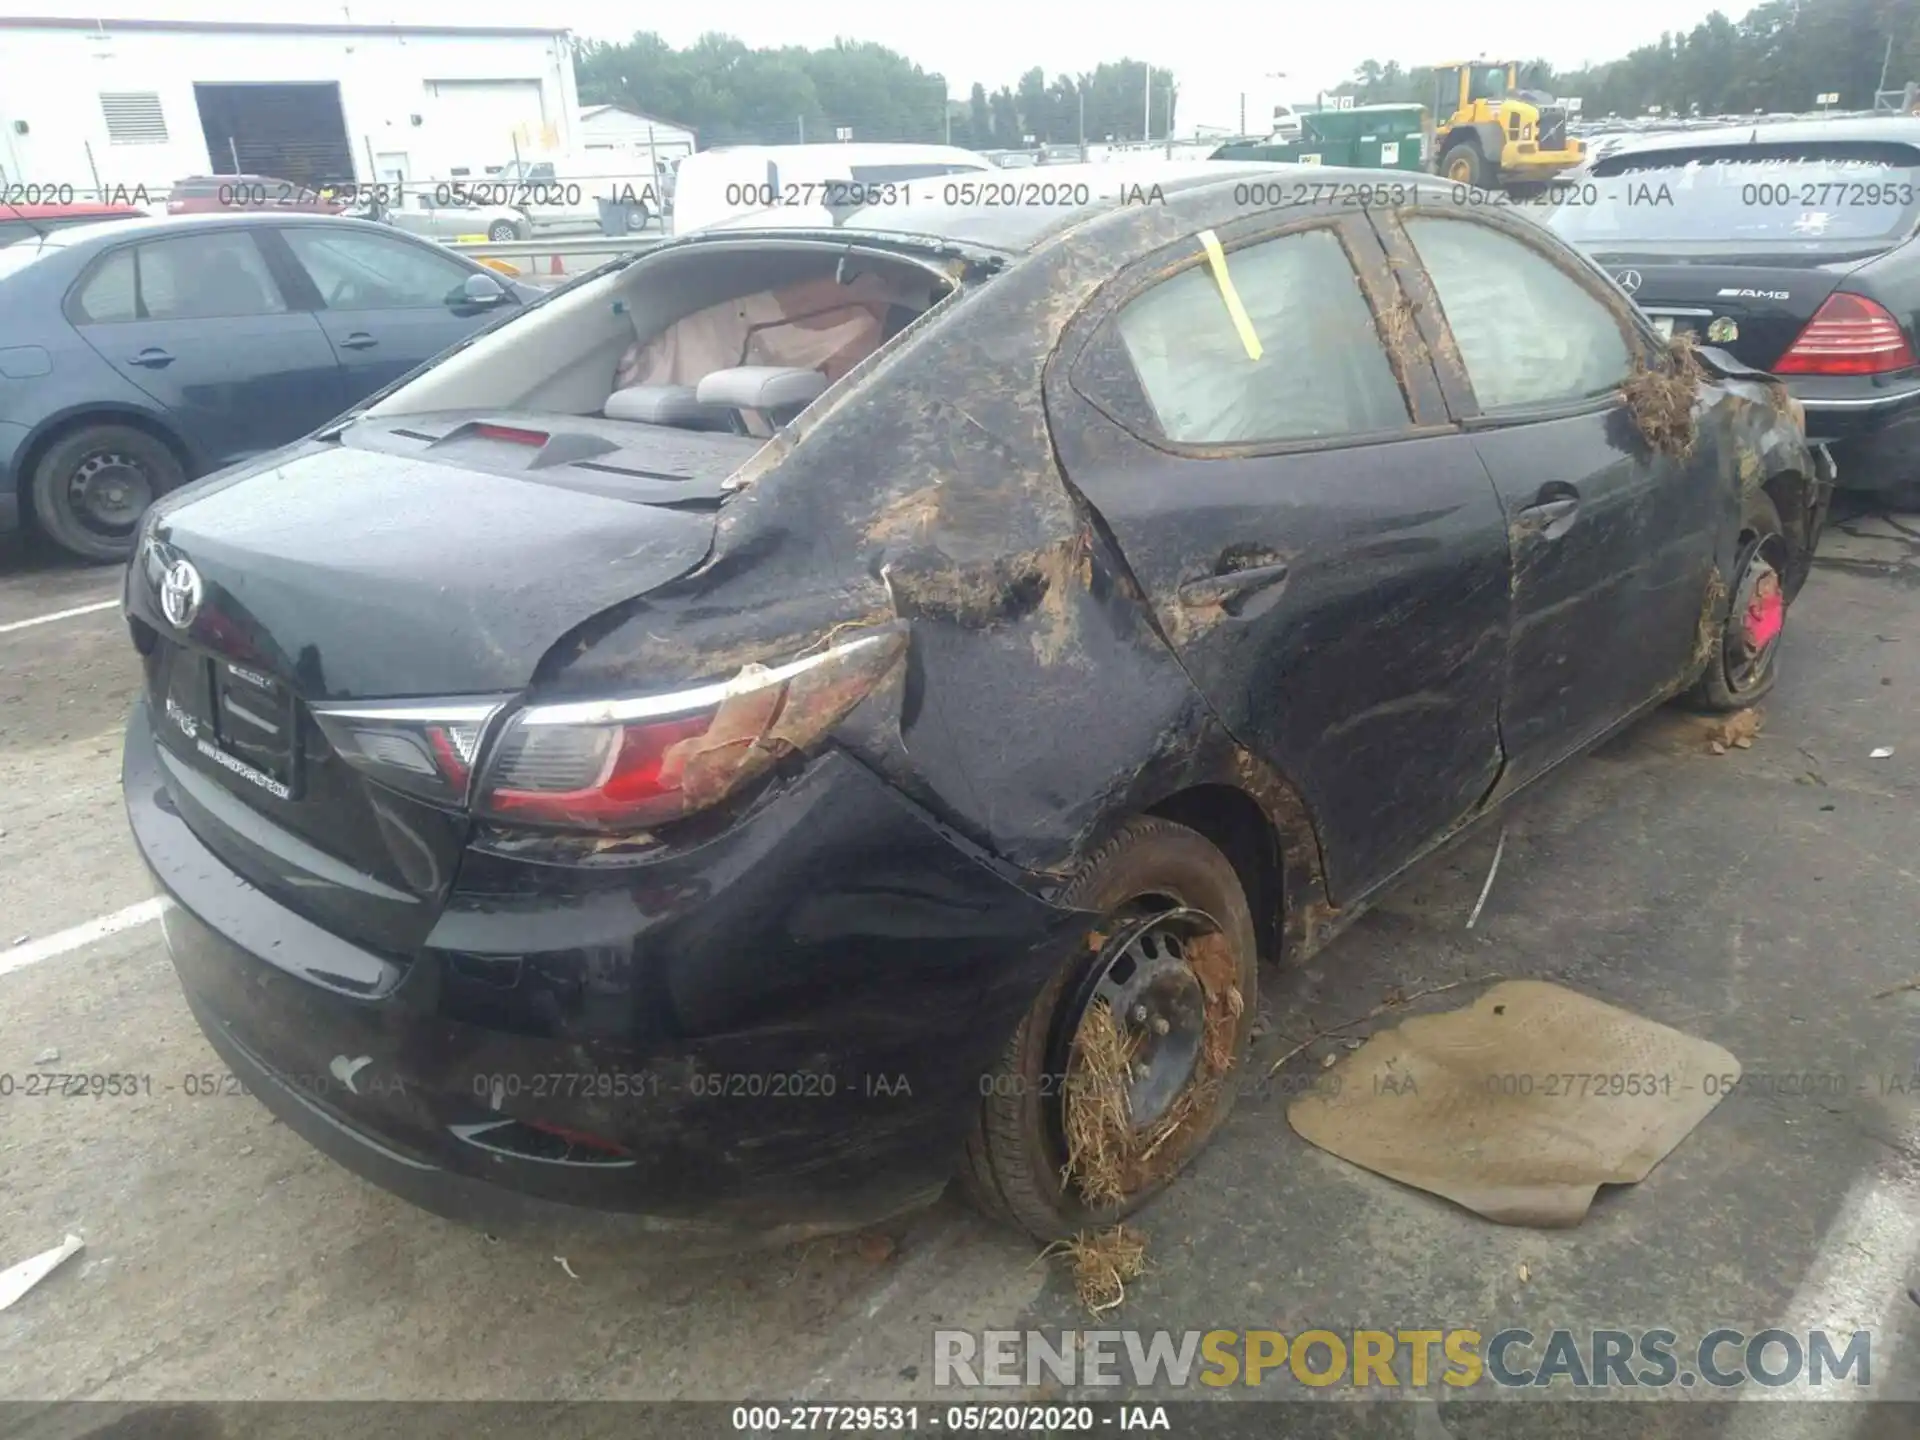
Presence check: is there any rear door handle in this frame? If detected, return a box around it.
[339,332,378,350]
[1178,561,1291,611]
[1518,495,1580,539]
[128,348,174,368]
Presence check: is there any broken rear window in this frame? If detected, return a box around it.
[1547,142,1920,245]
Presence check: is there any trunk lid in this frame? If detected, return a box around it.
[1585,247,1879,370]
[130,414,760,955]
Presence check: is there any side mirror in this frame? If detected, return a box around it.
[455,272,508,308]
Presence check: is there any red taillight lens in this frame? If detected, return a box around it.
[1772,292,1917,376]
[474,624,909,832]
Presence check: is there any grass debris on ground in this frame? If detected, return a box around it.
[1042,1225,1148,1316]
[1706,707,1764,755]
[1624,331,1705,460]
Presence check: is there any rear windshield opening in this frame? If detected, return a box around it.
[1547,141,1920,246]
[366,243,960,438]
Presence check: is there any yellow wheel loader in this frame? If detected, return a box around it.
[1428,60,1584,193]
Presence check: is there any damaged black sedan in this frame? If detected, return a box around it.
[121,161,1826,1247]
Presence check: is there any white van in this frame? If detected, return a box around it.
[669,143,997,235]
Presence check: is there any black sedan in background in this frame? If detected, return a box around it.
[122,164,1821,1247]
[1548,118,1920,503]
[0,213,539,561]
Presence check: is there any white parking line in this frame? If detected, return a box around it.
[1719,1143,1920,1429]
[0,598,120,635]
[0,898,166,978]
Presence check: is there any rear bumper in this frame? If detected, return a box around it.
[1787,376,1920,489]
[124,696,1087,1248]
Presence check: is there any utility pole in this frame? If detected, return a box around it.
[1240,93,1246,135]
[1078,86,1086,159]
[797,115,805,143]
[1143,63,1152,141]
[1878,33,1895,98]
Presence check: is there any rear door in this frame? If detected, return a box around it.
[67,229,346,468]
[1045,209,1513,901]
[1371,204,1720,790]
[262,224,515,397]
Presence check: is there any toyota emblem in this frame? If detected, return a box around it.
[1616,269,1643,295]
[159,558,203,630]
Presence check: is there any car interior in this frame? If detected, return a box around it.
[368,242,957,443]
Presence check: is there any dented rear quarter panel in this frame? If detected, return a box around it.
[536,186,1356,959]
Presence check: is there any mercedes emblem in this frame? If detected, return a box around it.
[1616,269,1643,295]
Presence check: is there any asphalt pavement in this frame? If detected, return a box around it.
[0,501,1915,1428]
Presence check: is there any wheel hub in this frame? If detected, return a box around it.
[69,452,152,535]
[1726,547,1784,690]
[1078,910,1216,1130]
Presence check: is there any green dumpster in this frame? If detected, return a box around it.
[1212,104,1429,173]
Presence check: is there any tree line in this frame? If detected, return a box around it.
[572,33,1176,149]
[1331,0,1920,119]
[573,0,1920,155]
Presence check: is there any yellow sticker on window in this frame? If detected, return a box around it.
[1197,229,1263,361]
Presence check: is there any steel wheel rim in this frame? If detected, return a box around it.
[66,451,152,539]
[1045,905,1223,1171]
[1725,535,1788,693]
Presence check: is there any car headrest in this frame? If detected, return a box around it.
[605,385,731,426]
[695,366,829,412]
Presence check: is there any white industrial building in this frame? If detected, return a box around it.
[0,15,584,197]
[579,105,697,165]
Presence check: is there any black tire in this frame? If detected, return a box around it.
[1440,139,1491,189]
[1689,490,1789,712]
[958,816,1259,1242]
[486,220,522,243]
[623,202,651,232]
[29,422,185,563]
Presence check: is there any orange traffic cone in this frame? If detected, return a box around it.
[550,255,564,277]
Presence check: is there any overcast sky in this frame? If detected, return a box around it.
[34,1,1747,130]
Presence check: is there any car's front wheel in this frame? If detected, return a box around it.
[29,423,185,563]
[486,219,522,242]
[959,817,1259,1241]
[1691,490,1790,711]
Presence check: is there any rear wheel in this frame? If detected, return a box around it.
[29,423,185,563]
[1440,140,1491,189]
[959,817,1259,1242]
[1690,490,1789,711]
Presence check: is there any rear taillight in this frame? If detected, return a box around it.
[1773,293,1917,376]
[311,699,509,806]
[473,624,908,832]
